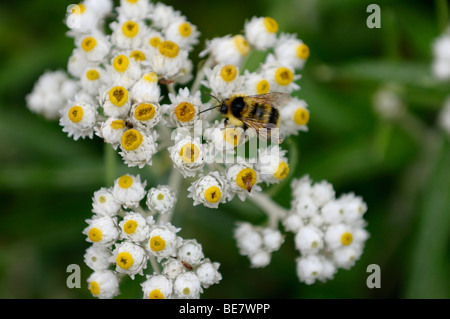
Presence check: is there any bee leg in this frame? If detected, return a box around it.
[224,118,229,129]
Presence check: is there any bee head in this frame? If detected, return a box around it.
[219,102,228,115]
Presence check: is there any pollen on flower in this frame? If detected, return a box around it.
[123,220,138,234]
[111,119,126,130]
[293,108,309,125]
[116,252,134,269]
[122,21,139,38]
[149,289,165,299]
[263,17,279,33]
[130,50,146,61]
[174,102,196,122]
[236,168,257,191]
[341,232,353,246]
[256,79,270,94]
[118,175,134,188]
[274,161,289,180]
[159,41,180,58]
[81,36,97,52]
[204,186,222,204]
[121,129,143,151]
[150,235,166,252]
[68,106,83,123]
[99,195,106,203]
[296,43,310,60]
[86,69,100,81]
[149,36,161,48]
[179,22,192,37]
[223,128,242,146]
[179,142,200,163]
[234,35,250,57]
[135,103,156,121]
[157,193,164,200]
[108,86,129,107]
[113,55,130,73]
[88,227,103,242]
[143,72,158,82]
[275,67,294,86]
[71,3,86,14]
[89,281,100,296]
[220,65,238,82]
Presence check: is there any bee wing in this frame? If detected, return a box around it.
[241,118,284,144]
[246,92,291,109]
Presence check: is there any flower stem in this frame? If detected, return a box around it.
[104,143,117,186]
[158,168,183,224]
[436,0,449,32]
[149,255,161,274]
[191,56,214,94]
[249,192,289,228]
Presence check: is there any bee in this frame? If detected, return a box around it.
[200,92,291,144]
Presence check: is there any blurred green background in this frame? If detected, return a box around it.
[0,0,449,299]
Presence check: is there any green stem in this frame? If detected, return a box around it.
[104,143,117,186]
[249,192,289,228]
[191,56,214,94]
[436,0,449,32]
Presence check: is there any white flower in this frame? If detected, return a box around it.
[173,272,203,299]
[339,193,368,224]
[164,17,200,51]
[432,31,450,80]
[169,135,205,178]
[84,0,113,18]
[67,49,91,79]
[279,97,310,137]
[83,216,119,247]
[203,64,244,99]
[262,54,301,93]
[282,212,304,233]
[321,200,345,225]
[119,211,150,243]
[177,239,204,266]
[147,224,182,261]
[195,260,222,288]
[141,274,173,299]
[107,54,142,88]
[311,180,336,207]
[112,241,148,279]
[226,163,262,201]
[97,117,127,149]
[372,86,405,120]
[112,174,147,208]
[243,70,271,95]
[234,222,263,257]
[117,0,150,20]
[26,70,78,120]
[332,246,363,270]
[87,270,120,299]
[60,99,97,141]
[255,145,290,185]
[110,19,147,50]
[296,255,323,285]
[249,251,271,268]
[84,245,112,271]
[187,171,229,209]
[163,87,204,127]
[66,3,102,34]
[244,16,279,50]
[131,72,161,103]
[200,34,250,67]
[438,97,450,135]
[262,228,284,252]
[149,40,189,80]
[75,31,111,63]
[162,258,185,279]
[92,187,121,217]
[294,225,324,255]
[146,185,177,215]
[80,66,106,96]
[147,3,182,30]
[274,33,310,70]
[101,85,131,117]
[119,129,159,168]
[204,121,245,155]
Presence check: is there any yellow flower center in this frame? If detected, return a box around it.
[98,195,106,203]
[263,17,279,33]
[236,168,257,191]
[108,86,129,107]
[341,232,353,246]
[220,65,238,82]
[256,79,270,94]
[174,102,196,122]
[296,43,310,60]
[72,3,86,14]
[204,186,222,204]
[68,106,83,123]
[89,281,100,296]
[88,228,102,242]
[157,193,165,200]
[130,50,146,61]
[113,55,130,73]
[150,236,166,252]
[149,36,161,48]
[234,35,250,56]
[274,161,289,180]
[116,252,134,270]
[135,103,156,122]
[179,22,192,37]
[126,0,139,3]
[121,129,143,151]
[183,288,191,295]
[81,36,97,52]
[123,220,138,234]
[111,119,126,130]
[149,289,165,299]
[86,69,100,81]
[158,41,179,58]
[122,21,139,38]
[179,143,200,163]
[223,128,242,146]
[143,72,158,82]
[118,175,133,188]
[275,67,294,86]
[293,108,310,125]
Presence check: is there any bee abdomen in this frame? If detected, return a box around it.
[268,107,280,126]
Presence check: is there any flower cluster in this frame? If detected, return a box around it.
[84,174,221,299]
[432,28,450,81]
[283,176,369,285]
